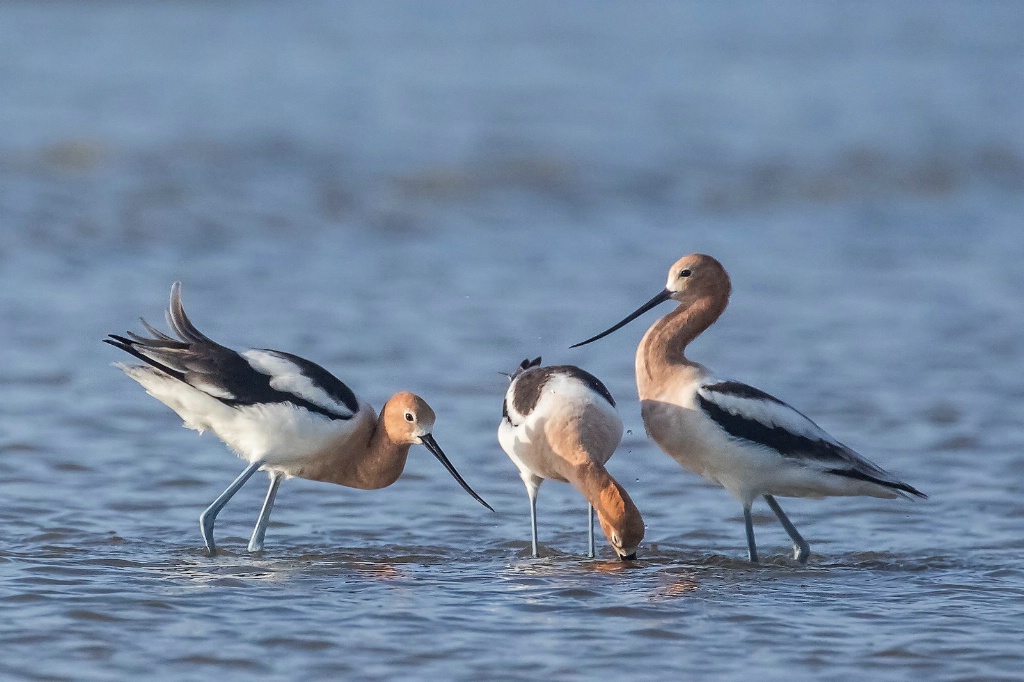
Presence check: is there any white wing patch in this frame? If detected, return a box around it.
[191,379,236,400]
[242,349,356,419]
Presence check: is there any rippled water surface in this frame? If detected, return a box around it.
[2,2,1023,680]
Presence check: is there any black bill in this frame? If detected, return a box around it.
[421,433,495,511]
[570,288,672,348]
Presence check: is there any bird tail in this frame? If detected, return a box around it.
[103,282,212,381]
[825,467,927,500]
[510,357,542,381]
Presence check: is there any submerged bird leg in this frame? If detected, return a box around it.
[587,504,595,559]
[763,494,810,564]
[742,503,759,563]
[522,476,542,558]
[248,471,283,553]
[528,488,540,558]
[199,460,264,556]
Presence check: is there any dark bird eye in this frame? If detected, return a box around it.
[404,412,414,422]
[679,269,692,278]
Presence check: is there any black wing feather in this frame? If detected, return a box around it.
[509,362,615,417]
[106,283,355,421]
[696,391,851,465]
[698,381,926,499]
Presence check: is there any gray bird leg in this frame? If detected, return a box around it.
[587,504,596,559]
[248,471,283,553]
[520,475,544,558]
[528,487,539,558]
[764,494,810,564]
[743,503,759,563]
[199,460,264,556]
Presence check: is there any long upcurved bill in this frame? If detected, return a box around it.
[570,289,672,348]
[421,434,495,511]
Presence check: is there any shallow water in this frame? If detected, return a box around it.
[2,2,1023,680]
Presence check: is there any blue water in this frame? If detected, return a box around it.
[1,2,1023,680]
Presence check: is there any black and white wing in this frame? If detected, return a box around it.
[105,282,359,421]
[502,357,542,424]
[502,358,615,426]
[696,380,925,498]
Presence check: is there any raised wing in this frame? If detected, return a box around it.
[241,349,359,419]
[105,282,358,421]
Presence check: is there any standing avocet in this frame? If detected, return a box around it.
[572,254,924,563]
[106,282,492,556]
[499,357,644,560]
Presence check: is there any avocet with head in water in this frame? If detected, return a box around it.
[106,282,492,556]
[572,254,925,563]
[499,357,645,560]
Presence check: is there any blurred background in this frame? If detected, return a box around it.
[1,2,1022,680]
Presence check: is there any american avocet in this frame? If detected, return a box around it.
[499,357,644,560]
[572,254,925,563]
[105,282,492,556]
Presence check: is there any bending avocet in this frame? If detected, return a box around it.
[106,282,492,555]
[499,357,644,560]
[572,254,924,563]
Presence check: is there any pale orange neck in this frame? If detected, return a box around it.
[638,294,726,379]
[362,421,413,486]
[575,463,641,533]
[305,413,412,490]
